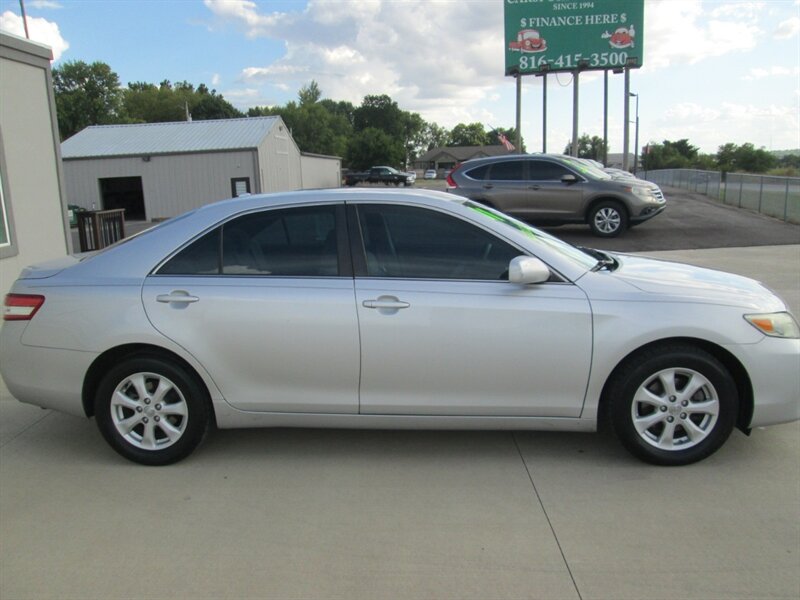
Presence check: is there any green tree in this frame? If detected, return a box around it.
[52,60,124,139]
[122,80,241,123]
[400,111,426,168]
[641,140,693,170]
[292,103,352,158]
[298,80,322,106]
[319,99,356,127]
[449,123,489,146]
[421,122,450,150]
[354,94,404,138]
[737,143,778,173]
[564,134,606,160]
[346,127,404,170]
[248,83,353,157]
[665,139,699,161]
[190,83,242,120]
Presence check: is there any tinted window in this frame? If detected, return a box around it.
[465,164,490,180]
[223,206,338,276]
[159,227,220,275]
[159,206,339,276]
[528,160,573,181]
[357,204,519,280]
[488,161,524,181]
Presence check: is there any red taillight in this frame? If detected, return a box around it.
[445,171,458,188]
[3,294,45,321]
[446,163,462,188]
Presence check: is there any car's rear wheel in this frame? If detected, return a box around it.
[94,356,210,465]
[607,345,738,465]
[589,200,627,237]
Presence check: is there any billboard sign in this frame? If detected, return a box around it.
[504,0,644,75]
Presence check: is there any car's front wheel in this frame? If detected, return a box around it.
[607,345,738,465]
[589,200,628,237]
[94,356,211,465]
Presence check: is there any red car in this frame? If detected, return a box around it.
[509,30,547,53]
[609,26,635,48]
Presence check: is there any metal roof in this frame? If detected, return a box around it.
[61,117,279,159]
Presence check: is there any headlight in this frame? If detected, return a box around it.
[630,186,655,201]
[744,312,800,338]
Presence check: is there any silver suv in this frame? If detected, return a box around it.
[446,154,665,237]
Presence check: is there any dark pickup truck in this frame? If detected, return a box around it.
[344,166,416,187]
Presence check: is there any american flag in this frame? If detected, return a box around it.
[496,131,515,152]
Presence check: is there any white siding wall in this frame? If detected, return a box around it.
[301,155,342,189]
[63,150,258,220]
[0,35,70,297]
[257,121,302,193]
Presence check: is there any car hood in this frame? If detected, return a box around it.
[608,254,785,311]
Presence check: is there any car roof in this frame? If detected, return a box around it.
[458,153,575,167]
[60,188,591,283]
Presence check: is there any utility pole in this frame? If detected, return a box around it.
[623,68,631,171]
[630,92,640,175]
[603,70,609,166]
[571,70,579,157]
[19,0,30,39]
[542,73,548,153]
[515,74,522,153]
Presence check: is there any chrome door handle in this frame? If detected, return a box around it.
[529,185,540,190]
[482,184,494,190]
[157,292,199,304]
[362,298,410,310]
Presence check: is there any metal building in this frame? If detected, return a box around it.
[61,117,341,221]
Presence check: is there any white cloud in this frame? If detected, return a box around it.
[664,102,721,122]
[201,0,799,151]
[774,17,800,39]
[211,73,221,86]
[0,10,69,60]
[710,1,765,19]
[651,101,799,151]
[644,0,761,71]
[742,66,800,81]
[29,1,63,8]
[204,0,505,127]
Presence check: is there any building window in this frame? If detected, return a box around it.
[231,177,251,197]
[0,142,19,259]
[0,173,10,247]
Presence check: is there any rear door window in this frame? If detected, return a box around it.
[488,161,524,181]
[158,205,340,277]
[464,164,490,180]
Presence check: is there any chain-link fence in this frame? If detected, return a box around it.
[643,169,799,224]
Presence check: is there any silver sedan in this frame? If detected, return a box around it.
[1,189,798,465]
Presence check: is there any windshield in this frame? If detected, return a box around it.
[561,157,612,181]
[464,201,597,270]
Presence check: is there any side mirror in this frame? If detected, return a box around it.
[561,174,579,184]
[509,256,550,284]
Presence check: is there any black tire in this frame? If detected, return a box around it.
[607,345,738,466]
[94,356,211,465]
[588,200,628,237]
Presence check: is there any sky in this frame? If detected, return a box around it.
[1,0,798,155]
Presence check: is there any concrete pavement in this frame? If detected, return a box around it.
[1,245,798,600]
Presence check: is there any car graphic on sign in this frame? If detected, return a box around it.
[509,29,547,53]
[603,25,635,49]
